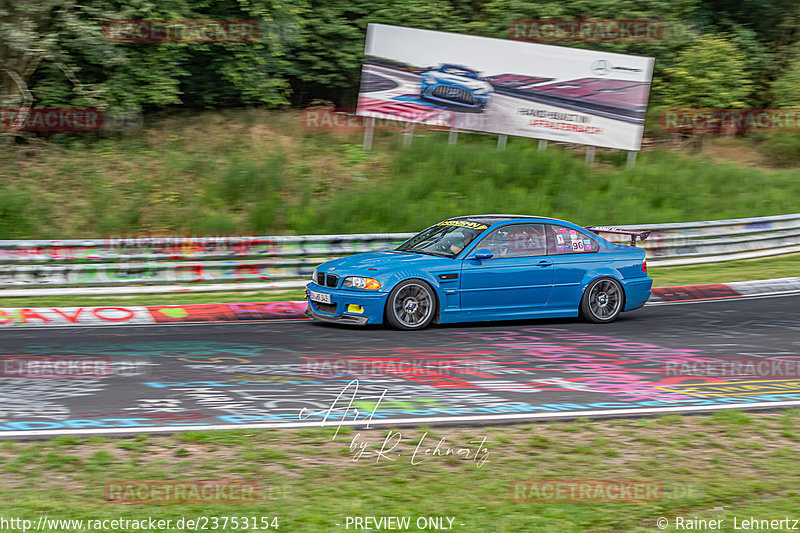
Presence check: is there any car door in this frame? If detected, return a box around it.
[459,223,553,315]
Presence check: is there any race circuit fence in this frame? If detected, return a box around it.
[0,213,797,297]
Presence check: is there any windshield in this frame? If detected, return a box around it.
[441,66,478,78]
[396,221,488,258]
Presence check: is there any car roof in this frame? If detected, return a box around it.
[448,214,567,225]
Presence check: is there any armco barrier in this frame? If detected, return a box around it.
[0,214,797,296]
[606,213,800,266]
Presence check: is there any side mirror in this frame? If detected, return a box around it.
[470,249,494,260]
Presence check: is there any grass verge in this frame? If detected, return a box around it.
[2,110,800,238]
[1,410,800,532]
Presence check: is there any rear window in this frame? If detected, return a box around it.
[546,225,598,254]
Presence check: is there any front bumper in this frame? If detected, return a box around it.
[305,306,369,325]
[420,85,489,108]
[305,283,388,325]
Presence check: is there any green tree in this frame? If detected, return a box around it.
[1,0,299,112]
[660,37,752,108]
[772,43,800,107]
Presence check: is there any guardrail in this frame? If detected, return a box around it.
[0,213,797,296]
[613,212,800,266]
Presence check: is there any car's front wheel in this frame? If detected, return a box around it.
[385,280,436,330]
[580,277,624,323]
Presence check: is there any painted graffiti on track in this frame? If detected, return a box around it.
[0,294,798,435]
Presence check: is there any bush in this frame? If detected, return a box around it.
[757,132,800,168]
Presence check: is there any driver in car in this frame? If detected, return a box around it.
[447,230,474,255]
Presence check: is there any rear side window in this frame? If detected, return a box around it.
[477,223,547,257]
[547,225,598,254]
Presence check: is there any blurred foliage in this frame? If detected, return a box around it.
[0,0,298,111]
[3,112,800,239]
[660,37,753,108]
[1,0,799,110]
[772,43,800,108]
[757,132,800,168]
[291,135,800,234]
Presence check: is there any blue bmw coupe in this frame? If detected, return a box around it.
[305,215,652,330]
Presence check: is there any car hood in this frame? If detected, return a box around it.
[316,250,452,281]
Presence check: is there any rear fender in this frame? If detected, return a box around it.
[580,268,626,302]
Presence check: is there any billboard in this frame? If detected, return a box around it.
[357,24,655,150]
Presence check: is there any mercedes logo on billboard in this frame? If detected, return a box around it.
[591,60,612,75]
[591,59,643,76]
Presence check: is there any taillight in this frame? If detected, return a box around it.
[642,258,647,272]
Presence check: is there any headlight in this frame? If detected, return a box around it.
[474,87,489,95]
[343,276,381,290]
[311,268,318,282]
[423,75,437,84]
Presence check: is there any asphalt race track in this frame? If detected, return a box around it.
[1,295,799,437]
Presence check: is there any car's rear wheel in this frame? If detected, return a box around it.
[385,280,436,330]
[580,278,624,323]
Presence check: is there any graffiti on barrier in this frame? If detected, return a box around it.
[0,303,308,328]
[0,261,313,286]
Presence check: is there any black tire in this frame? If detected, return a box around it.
[580,277,624,323]
[384,280,437,330]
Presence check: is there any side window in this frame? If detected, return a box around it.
[547,225,598,254]
[477,224,547,258]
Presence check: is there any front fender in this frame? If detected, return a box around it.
[382,271,449,320]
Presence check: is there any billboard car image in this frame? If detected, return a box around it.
[419,64,493,111]
[357,24,655,150]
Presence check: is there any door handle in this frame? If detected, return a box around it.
[537,260,552,267]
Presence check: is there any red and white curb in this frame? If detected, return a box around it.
[0,301,307,327]
[1,277,798,327]
[649,276,800,303]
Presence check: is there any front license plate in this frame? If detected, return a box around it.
[308,290,331,304]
